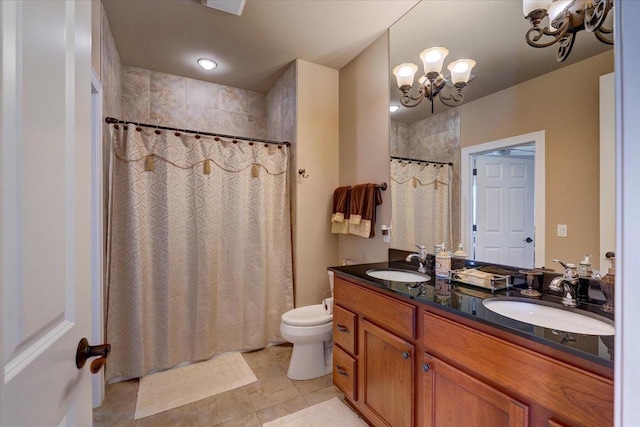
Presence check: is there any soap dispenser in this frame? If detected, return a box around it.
[578,254,593,278]
[452,243,468,270]
[600,251,615,313]
[435,243,451,278]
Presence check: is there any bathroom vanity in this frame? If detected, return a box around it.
[329,261,614,427]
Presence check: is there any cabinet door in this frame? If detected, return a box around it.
[422,353,529,427]
[360,319,414,427]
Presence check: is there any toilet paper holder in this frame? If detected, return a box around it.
[322,290,334,315]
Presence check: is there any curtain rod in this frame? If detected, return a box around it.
[390,156,452,166]
[105,117,290,147]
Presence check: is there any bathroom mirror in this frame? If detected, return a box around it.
[388,1,614,271]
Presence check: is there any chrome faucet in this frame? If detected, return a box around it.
[405,244,428,273]
[549,259,579,307]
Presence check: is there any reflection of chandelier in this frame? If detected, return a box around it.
[392,47,475,113]
[523,0,613,62]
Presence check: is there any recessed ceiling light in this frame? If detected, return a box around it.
[197,58,217,71]
[390,105,400,113]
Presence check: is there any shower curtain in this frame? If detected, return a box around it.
[105,125,294,380]
[390,160,452,252]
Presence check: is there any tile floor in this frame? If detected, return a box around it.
[93,344,347,427]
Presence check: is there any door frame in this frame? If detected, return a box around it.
[90,68,105,408]
[461,131,545,268]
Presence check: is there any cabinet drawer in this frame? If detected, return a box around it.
[333,305,357,355]
[424,311,613,427]
[333,345,356,400]
[335,278,415,339]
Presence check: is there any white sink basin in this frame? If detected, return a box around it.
[482,298,615,336]
[366,269,431,283]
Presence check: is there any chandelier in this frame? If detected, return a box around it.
[392,47,476,113]
[523,0,613,62]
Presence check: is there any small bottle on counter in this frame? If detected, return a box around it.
[577,254,593,278]
[435,244,452,278]
[452,243,468,270]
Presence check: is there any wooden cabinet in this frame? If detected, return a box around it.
[423,311,613,427]
[422,352,529,427]
[332,273,613,427]
[360,319,414,427]
[333,277,416,427]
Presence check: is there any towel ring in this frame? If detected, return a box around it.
[298,169,309,178]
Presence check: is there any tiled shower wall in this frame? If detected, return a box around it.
[266,61,298,241]
[101,4,121,119]
[390,107,461,247]
[266,63,297,144]
[120,66,268,140]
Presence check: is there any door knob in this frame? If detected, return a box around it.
[76,338,111,374]
[422,363,431,372]
[402,351,410,360]
[524,237,533,243]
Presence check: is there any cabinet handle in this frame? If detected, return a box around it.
[336,366,349,377]
[336,324,349,333]
[402,351,410,360]
[422,363,431,372]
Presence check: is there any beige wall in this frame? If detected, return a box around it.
[460,50,614,270]
[338,33,391,264]
[295,60,340,306]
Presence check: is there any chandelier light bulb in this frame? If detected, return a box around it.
[390,105,400,113]
[447,59,476,84]
[419,47,449,74]
[392,63,418,88]
[547,0,572,27]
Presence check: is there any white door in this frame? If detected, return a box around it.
[474,155,535,268]
[1,1,94,426]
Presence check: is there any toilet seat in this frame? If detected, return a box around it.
[281,304,333,327]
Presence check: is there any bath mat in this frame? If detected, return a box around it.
[134,352,257,419]
[262,397,368,427]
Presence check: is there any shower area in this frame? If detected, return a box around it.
[101,61,298,381]
[389,107,462,252]
[390,158,453,252]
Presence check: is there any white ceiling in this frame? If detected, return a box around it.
[102,0,420,94]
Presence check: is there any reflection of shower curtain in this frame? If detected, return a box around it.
[105,125,294,380]
[390,160,451,252]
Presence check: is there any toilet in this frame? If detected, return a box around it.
[279,271,334,380]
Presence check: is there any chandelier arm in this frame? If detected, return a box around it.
[525,17,571,49]
[438,86,465,108]
[399,85,428,108]
[595,27,614,45]
[585,0,613,33]
[556,32,576,62]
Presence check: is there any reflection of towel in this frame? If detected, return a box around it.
[348,184,382,238]
[331,186,351,234]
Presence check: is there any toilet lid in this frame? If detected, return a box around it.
[281,304,333,326]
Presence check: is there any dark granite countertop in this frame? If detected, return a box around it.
[329,260,615,369]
